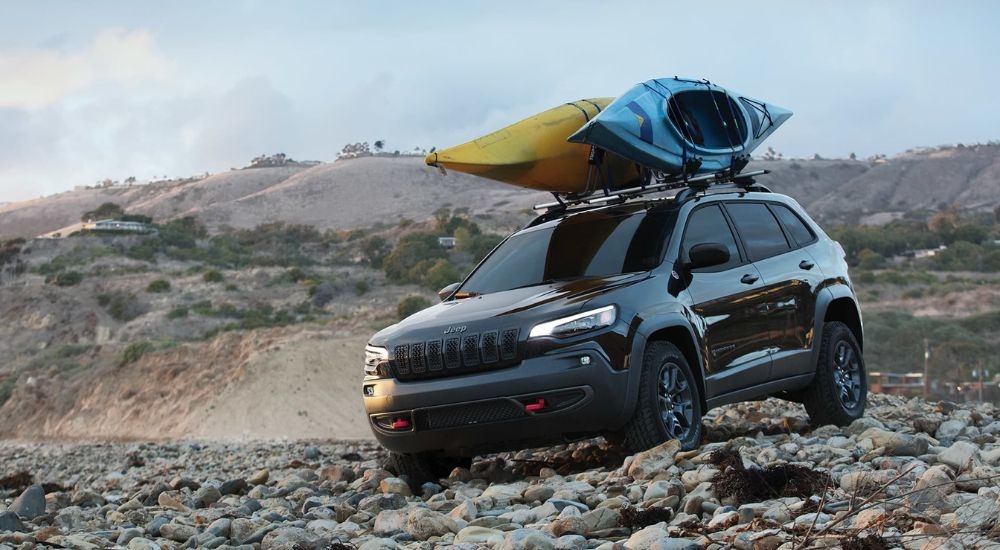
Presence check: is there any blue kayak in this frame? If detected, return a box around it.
[567,77,792,175]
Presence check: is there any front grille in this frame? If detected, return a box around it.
[415,400,525,430]
[390,328,521,380]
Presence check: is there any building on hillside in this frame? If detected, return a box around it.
[868,371,925,397]
[82,219,158,235]
[438,237,457,249]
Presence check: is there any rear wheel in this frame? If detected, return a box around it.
[802,321,867,426]
[621,341,703,453]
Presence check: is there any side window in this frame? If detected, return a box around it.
[770,204,817,247]
[681,205,741,270]
[725,202,791,261]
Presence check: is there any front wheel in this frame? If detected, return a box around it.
[802,321,867,427]
[620,341,703,453]
[385,452,469,491]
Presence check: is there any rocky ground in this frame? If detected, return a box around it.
[2,394,1000,550]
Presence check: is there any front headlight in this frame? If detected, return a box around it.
[529,305,617,338]
[365,345,389,376]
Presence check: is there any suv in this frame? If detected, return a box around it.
[363,185,866,481]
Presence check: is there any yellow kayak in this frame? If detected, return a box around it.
[426,98,642,194]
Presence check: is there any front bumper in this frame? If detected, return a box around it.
[361,342,632,455]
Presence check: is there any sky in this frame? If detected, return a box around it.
[1,1,998,203]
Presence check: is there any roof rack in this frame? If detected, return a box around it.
[532,169,770,212]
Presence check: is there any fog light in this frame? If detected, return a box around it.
[580,356,591,366]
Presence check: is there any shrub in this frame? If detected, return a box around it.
[191,300,213,315]
[0,379,14,406]
[146,279,171,293]
[383,232,446,283]
[47,271,83,287]
[423,259,461,291]
[166,306,189,319]
[354,279,370,295]
[224,283,238,291]
[312,281,337,308]
[119,341,155,366]
[203,270,224,283]
[397,295,431,320]
[55,343,92,358]
[98,291,144,321]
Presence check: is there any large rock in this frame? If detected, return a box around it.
[406,507,461,539]
[373,509,408,536]
[624,525,672,550]
[9,485,46,520]
[952,497,1000,530]
[159,522,199,542]
[935,419,968,443]
[455,526,506,546]
[906,466,956,513]
[839,470,900,492]
[499,528,556,550]
[938,441,979,471]
[260,526,322,549]
[860,428,928,456]
[0,511,26,532]
[628,440,682,480]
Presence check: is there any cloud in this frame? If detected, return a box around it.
[0,28,174,109]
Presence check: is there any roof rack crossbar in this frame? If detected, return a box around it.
[533,169,769,211]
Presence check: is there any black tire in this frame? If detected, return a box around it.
[385,452,469,492]
[802,321,867,427]
[621,341,703,453]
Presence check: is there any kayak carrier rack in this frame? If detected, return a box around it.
[533,169,770,212]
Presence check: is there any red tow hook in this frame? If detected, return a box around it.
[524,399,546,412]
[391,417,411,429]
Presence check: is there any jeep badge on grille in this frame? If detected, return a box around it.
[444,325,467,334]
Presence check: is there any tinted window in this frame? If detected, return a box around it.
[681,205,740,270]
[771,204,816,247]
[461,208,676,295]
[725,202,790,261]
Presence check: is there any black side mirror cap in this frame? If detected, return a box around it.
[685,242,730,270]
[438,282,461,301]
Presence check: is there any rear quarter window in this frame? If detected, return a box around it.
[724,202,791,261]
[770,203,817,247]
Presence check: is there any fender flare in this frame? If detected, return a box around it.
[811,284,863,367]
[612,313,707,429]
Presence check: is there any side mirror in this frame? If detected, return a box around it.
[685,242,730,270]
[438,282,461,301]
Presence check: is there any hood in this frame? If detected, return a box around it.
[370,273,645,346]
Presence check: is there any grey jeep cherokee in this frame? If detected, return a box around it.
[362,184,866,482]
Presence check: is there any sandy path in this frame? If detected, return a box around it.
[184,333,374,440]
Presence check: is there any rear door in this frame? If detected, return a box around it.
[723,201,821,381]
[679,203,773,399]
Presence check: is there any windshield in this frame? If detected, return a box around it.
[460,208,676,295]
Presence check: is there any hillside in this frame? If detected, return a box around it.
[3,144,1000,240]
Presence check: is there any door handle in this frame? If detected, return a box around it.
[799,260,815,270]
[740,273,759,285]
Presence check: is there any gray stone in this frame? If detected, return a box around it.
[953,497,1000,530]
[207,517,232,537]
[127,538,160,550]
[449,499,478,522]
[555,534,588,550]
[193,485,222,508]
[581,507,620,532]
[319,465,356,483]
[625,525,671,550]
[145,515,170,537]
[938,441,979,471]
[9,485,45,520]
[861,428,929,456]
[304,446,320,460]
[499,528,556,550]
[261,526,321,549]
[160,522,199,542]
[547,499,588,514]
[0,511,26,533]
[523,484,555,503]
[936,419,968,442]
[846,417,886,436]
[220,477,248,495]
[374,509,409,536]
[455,526,506,546]
[648,540,701,550]
[116,528,143,545]
[360,493,408,514]
[358,537,399,550]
